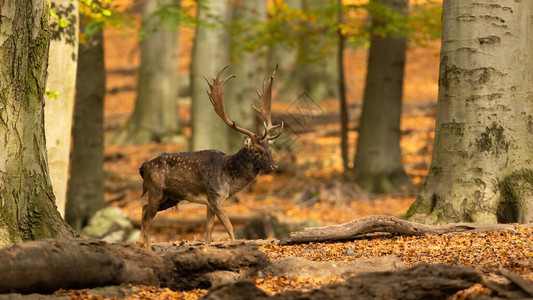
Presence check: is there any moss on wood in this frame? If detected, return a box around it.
[497,169,533,223]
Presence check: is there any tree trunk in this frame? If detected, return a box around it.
[110,0,182,145]
[45,0,79,218]
[66,25,106,231]
[351,0,412,194]
[405,0,533,224]
[226,0,268,153]
[190,0,231,152]
[337,0,349,172]
[0,0,75,246]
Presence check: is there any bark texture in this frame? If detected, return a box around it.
[0,239,268,294]
[226,0,268,153]
[66,26,106,231]
[110,0,182,145]
[45,0,79,217]
[406,1,533,224]
[280,215,521,245]
[351,0,412,194]
[190,0,231,151]
[0,0,75,246]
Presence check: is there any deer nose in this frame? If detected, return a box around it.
[270,164,278,172]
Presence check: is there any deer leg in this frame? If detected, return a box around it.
[205,205,216,244]
[139,189,161,251]
[208,198,235,242]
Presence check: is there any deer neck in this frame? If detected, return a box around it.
[225,147,259,186]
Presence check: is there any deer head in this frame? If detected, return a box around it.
[205,65,284,173]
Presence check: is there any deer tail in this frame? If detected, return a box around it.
[139,162,148,196]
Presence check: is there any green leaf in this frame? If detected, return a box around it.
[50,8,59,20]
[45,89,61,99]
[58,18,71,28]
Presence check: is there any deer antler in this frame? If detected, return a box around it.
[205,65,256,138]
[252,65,284,140]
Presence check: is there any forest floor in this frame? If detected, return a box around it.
[71,2,533,299]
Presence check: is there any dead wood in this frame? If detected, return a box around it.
[482,269,533,299]
[498,269,533,296]
[280,215,520,245]
[0,239,268,294]
[159,240,269,290]
[203,263,483,300]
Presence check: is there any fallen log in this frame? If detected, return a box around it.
[280,215,521,245]
[0,239,268,294]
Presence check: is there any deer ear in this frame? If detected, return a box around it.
[267,139,274,145]
[244,136,253,148]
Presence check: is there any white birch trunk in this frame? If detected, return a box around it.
[406,0,533,224]
[45,0,79,218]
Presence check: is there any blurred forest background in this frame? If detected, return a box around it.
[45,0,443,242]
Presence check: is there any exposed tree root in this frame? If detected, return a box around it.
[280,215,523,245]
[0,239,268,294]
[483,269,533,299]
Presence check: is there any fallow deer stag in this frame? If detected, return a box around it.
[138,65,284,250]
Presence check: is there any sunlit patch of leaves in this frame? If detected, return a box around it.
[253,274,347,295]
[259,227,533,279]
[54,285,208,299]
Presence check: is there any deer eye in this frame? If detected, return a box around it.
[253,150,261,155]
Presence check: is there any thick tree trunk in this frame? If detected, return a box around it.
[110,0,182,145]
[66,26,106,231]
[0,0,75,246]
[405,1,533,224]
[351,0,412,194]
[190,0,231,151]
[45,0,79,218]
[226,0,268,153]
